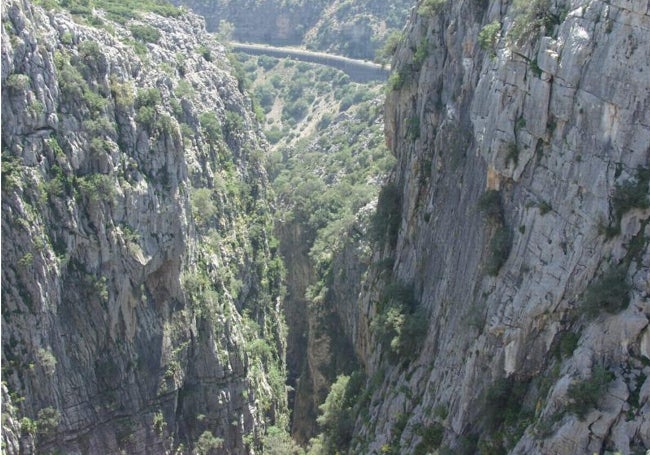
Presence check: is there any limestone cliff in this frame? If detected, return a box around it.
[1,1,287,453]
[343,0,649,453]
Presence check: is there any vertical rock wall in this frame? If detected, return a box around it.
[1,1,287,453]
[350,0,649,453]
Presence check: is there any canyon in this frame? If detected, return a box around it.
[2,0,649,454]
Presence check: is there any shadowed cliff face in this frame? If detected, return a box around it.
[1,1,287,453]
[340,0,650,453]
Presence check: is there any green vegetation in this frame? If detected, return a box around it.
[378,31,404,62]
[478,21,501,57]
[412,40,430,71]
[418,0,446,17]
[610,167,650,231]
[477,189,503,223]
[33,0,182,24]
[479,377,533,452]
[308,372,365,455]
[508,0,563,46]
[372,280,427,362]
[262,426,304,454]
[414,423,444,454]
[486,226,512,275]
[567,365,614,419]
[5,73,30,91]
[129,24,161,43]
[477,190,511,275]
[36,406,61,436]
[581,265,630,317]
[199,112,223,144]
[371,183,402,247]
[553,330,580,359]
[75,173,115,204]
[537,200,552,215]
[195,431,224,454]
[387,70,405,91]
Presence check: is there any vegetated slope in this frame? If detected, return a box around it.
[1,1,293,453]
[170,0,413,61]
[309,0,649,454]
[234,52,395,444]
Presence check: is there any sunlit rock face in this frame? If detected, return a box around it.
[1,1,286,453]
[348,0,649,453]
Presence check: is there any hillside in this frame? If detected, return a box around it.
[171,0,413,61]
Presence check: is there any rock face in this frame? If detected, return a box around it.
[1,1,287,454]
[342,0,649,453]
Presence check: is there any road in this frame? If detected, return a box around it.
[231,42,390,83]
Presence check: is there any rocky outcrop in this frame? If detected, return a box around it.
[1,1,287,453]
[346,0,649,453]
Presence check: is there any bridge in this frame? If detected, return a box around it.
[231,42,390,83]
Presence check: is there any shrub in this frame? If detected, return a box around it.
[36,406,60,435]
[582,265,630,317]
[382,281,417,312]
[224,111,245,137]
[387,71,404,91]
[391,308,428,360]
[262,426,303,455]
[316,374,356,453]
[477,190,503,223]
[5,73,30,91]
[175,80,194,98]
[407,116,420,141]
[487,226,511,275]
[75,173,115,204]
[190,188,217,227]
[478,21,501,56]
[371,183,402,246]
[611,168,650,226]
[196,431,224,454]
[508,0,557,46]
[264,126,283,145]
[567,365,614,419]
[199,111,222,144]
[317,113,333,130]
[537,200,552,215]
[505,142,519,166]
[377,31,404,61]
[554,331,580,358]
[283,99,309,121]
[414,423,444,454]
[482,377,528,432]
[135,87,162,108]
[253,83,275,111]
[196,45,213,62]
[129,24,161,43]
[418,0,446,16]
[412,41,429,71]
[257,55,279,70]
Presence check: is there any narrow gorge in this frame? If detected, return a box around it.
[2,0,649,454]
